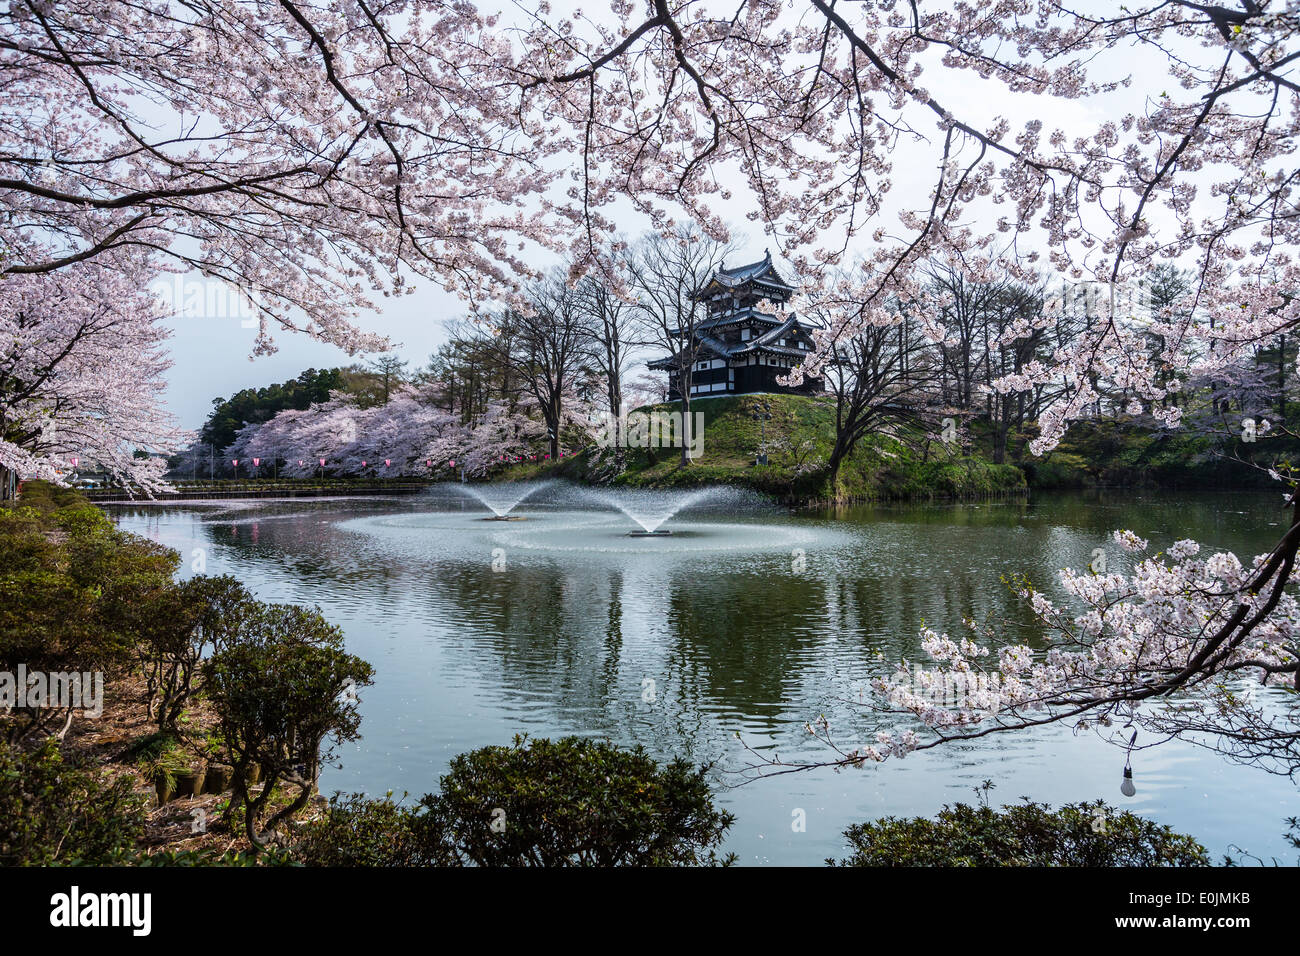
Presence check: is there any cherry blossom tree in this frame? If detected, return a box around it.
[221,382,593,479]
[848,524,1300,778]
[0,250,184,495]
[430,384,597,476]
[228,388,459,478]
[453,400,550,476]
[1,0,564,353]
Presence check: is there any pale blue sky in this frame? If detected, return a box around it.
[159,279,464,431]
[157,235,779,432]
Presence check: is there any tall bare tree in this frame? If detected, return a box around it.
[576,267,637,469]
[626,225,737,466]
[815,303,944,486]
[487,275,594,460]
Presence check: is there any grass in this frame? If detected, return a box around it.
[1014,417,1300,490]
[503,393,1027,503]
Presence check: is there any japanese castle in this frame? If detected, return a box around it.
[648,250,825,399]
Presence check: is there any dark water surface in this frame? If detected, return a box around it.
[109,487,1298,865]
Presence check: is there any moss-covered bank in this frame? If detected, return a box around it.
[506,393,1027,504]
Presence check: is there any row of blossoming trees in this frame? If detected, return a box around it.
[185,261,663,478]
[220,384,579,480]
[3,1,1298,777]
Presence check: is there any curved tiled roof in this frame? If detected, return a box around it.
[694,249,798,299]
[647,314,816,367]
[696,306,786,330]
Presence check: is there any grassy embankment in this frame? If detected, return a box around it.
[502,393,1296,499]
[1001,418,1300,491]
[507,393,1027,503]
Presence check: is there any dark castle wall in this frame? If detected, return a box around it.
[666,365,824,400]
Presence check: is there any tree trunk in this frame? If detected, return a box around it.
[548,396,561,459]
[826,440,848,495]
[992,423,1007,464]
[606,379,624,471]
[679,393,692,466]
[1278,334,1287,423]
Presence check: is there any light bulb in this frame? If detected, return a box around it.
[1120,766,1136,797]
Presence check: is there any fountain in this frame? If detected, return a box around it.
[360,481,810,556]
[442,479,557,520]
[580,487,725,536]
[420,480,774,542]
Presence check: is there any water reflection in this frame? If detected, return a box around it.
[108,490,1298,865]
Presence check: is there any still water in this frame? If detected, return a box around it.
[109,487,1298,865]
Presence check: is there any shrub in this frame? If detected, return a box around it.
[126,848,296,866]
[10,479,88,515]
[292,793,452,866]
[205,603,374,849]
[0,738,145,865]
[830,799,1210,867]
[421,735,735,866]
[136,575,256,734]
[0,500,174,741]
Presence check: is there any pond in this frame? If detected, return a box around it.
[109,486,1298,865]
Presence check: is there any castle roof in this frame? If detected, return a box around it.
[694,306,786,331]
[693,249,797,300]
[647,314,817,369]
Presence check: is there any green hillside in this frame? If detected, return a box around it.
[516,393,1026,503]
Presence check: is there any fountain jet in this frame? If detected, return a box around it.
[441,479,557,519]
[581,487,723,534]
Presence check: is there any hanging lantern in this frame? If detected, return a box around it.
[298,460,304,466]
[425,459,432,467]
[1120,728,1138,796]
[71,457,78,467]
[361,460,367,467]
[449,459,456,468]
[385,459,391,467]
[319,458,326,467]
[252,458,260,466]
[232,459,238,466]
